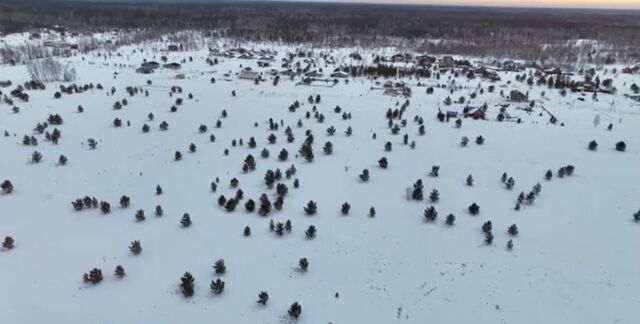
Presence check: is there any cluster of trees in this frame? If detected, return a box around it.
[27,58,76,82]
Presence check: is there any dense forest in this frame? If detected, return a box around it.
[1,1,639,63]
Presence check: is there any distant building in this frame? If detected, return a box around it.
[136,67,155,74]
[163,62,181,70]
[349,52,362,60]
[168,45,179,52]
[330,70,349,78]
[304,70,323,78]
[141,61,160,69]
[238,67,260,80]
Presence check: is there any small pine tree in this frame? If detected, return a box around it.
[341,202,351,215]
[285,219,292,232]
[424,206,437,221]
[323,141,333,155]
[120,195,130,208]
[507,239,514,250]
[482,221,492,234]
[278,149,289,161]
[218,195,227,207]
[210,278,225,294]
[259,195,272,216]
[244,226,251,236]
[378,157,389,169]
[411,179,424,200]
[369,206,376,217]
[634,210,640,222]
[58,155,68,166]
[288,302,302,318]
[461,136,469,146]
[180,213,191,227]
[83,268,103,284]
[100,201,111,214]
[1,180,14,194]
[475,135,485,145]
[565,165,575,176]
[298,258,309,272]
[545,169,553,180]
[525,191,536,204]
[180,272,195,297]
[2,236,15,249]
[213,259,226,275]
[245,199,256,212]
[468,203,480,215]
[430,165,440,177]
[508,224,519,236]
[257,291,269,305]
[224,198,238,212]
[501,172,508,183]
[466,174,474,186]
[588,140,598,151]
[305,225,317,239]
[175,151,182,161]
[135,209,145,222]
[31,151,42,163]
[275,222,285,236]
[616,141,626,152]
[484,232,494,245]
[304,200,317,215]
[429,189,440,202]
[517,192,525,204]
[558,167,566,178]
[155,205,163,217]
[114,265,125,278]
[505,177,515,190]
[129,240,142,255]
[445,214,455,225]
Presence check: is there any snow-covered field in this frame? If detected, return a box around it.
[1,40,639,324]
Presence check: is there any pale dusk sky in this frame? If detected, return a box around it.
[272,0,640,9]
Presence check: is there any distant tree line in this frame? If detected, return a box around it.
[0,1,639,64]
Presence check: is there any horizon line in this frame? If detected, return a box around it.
[52,0,640,11]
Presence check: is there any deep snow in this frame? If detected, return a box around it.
[1,41,639,324]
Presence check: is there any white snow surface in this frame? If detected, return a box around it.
[1,42,639,324]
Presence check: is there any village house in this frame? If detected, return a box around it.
[330,70,349,78]
[136,66,155,74]
[163,62,181,70]
[349,52,362,60]
[438,56,455,68]
[304,70,323,78]
[238,67,260,80]
[416,54,437,66]
[463,106,486,119]
[279,69,297,77]
[141,61,160,69]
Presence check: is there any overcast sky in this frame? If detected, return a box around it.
[80,0,640,9]
[273,0,640,9]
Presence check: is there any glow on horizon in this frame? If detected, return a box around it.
[280,0,640,9]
